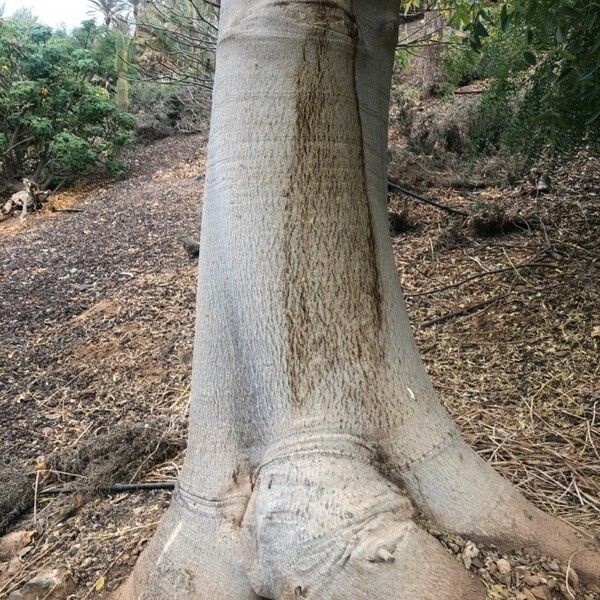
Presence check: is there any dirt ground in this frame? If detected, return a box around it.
[0,132,598,599]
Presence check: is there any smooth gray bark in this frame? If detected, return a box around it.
[115,1,600,598]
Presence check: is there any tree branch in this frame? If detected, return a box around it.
[388,180,469,217]
[405,260,552,298]
[420,291,512,329]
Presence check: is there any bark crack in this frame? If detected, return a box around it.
[348,2,384,331]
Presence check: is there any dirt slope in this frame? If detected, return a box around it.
[0,135,204,597]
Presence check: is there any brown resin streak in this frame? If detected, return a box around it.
[281,1,384,409]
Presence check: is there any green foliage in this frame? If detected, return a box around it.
[443,27,530,89]
[0,18,133,190]
[505,1,599,129]
[50,133,98,176]
[437,0,600,161]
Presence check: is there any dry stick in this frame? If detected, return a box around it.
[33,470,41,527]
[453,88,485,95]
[405,260,551,298]
[2,136,34,156]
[420,291,511,329]
[40,481,177,496]
[50,177,68,196]
[565,551,580,600]
[387,180,469,217]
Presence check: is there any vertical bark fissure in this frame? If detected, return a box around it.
[348,2,384,332]
[282,11,329,408]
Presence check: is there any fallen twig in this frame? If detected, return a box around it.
[41,481,177,495]
[420,291,511,328]
[388,180,469,217]
[406,260,552,298]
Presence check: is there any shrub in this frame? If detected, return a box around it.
[0,19,134,193]
[443,29,530,91]
[129,81,209,142]
[441,1,600,162]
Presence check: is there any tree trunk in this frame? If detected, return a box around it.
[115,1,600,598]
[413,8,444,96]
[115,24,130,111]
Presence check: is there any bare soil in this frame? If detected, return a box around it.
[0,133,598,599]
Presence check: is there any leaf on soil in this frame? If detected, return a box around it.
[94,575,105,592]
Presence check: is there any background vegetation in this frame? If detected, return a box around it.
[394,0,600,185]
[0,0,598,197]
[0,16,134,195]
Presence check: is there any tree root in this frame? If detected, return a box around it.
[112,435,600,599]
[396,434,600,589]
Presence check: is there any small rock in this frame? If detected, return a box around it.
[17,545,33,559]
[9,557,22,575]
[463,541,480,559]
[1,557,21,578]
[497,558,512,574]
[462,542,479,570]
[0,531,34,561]
[530,585,551,600]
[524,575,541,587]
[8,569,75,600]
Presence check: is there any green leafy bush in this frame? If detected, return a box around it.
[443,29,530,90]
[438,0,600,166]
[0,18,134,193]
